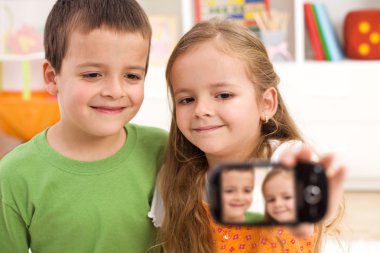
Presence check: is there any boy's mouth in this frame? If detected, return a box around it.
[90,106,126,114]
[229,203,246,208]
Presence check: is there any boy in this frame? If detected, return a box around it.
[0,0,167,252]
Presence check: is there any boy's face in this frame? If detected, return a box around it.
[263,174,295,222]
[45,28,149,138]
[221,170,254,222]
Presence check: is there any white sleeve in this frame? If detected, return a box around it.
[270,140,319,162]
[147,184,165,228]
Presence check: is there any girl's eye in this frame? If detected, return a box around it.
[216,92,233,100]
[82,73,101,79]
[126,73,142,80]
[223,189,235,194]
[178,97,194,105]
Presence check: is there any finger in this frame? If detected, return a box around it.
[279,150,297,168]
[295,146,313,162]
[319,153,334,175]
[289,223,315,239]
[329,164,347,186]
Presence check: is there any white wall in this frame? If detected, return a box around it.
[2,0,380,191]
[133,62,380,191]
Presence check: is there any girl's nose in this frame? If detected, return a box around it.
[274,199,283,207]
[194,99,213,118]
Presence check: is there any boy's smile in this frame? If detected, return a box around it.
[222,170,254,222]
[90,105,126,114]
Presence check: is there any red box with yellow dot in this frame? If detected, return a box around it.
[344,9,380,59]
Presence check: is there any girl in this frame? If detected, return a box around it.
[155,19,346,253]
[262,168,315,237]
[262,169,296,223]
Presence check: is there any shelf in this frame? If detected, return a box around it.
[0,52,45,62]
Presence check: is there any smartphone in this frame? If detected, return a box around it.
[207,161,328,226]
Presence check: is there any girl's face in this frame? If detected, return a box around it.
[221,170,254,222]
[263,174,295,222]
[170,41,263,166]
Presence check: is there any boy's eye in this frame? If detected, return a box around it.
[82,73,101,79]
[126,73,142,80]
[216,92,233,100]
[178,97,194,105]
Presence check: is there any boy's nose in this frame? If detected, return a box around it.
[235,191,245,200]
[101,77,126,99]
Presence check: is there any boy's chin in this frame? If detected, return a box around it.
[86,125,126,138]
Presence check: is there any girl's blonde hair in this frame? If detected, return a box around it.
[159,18,304,253]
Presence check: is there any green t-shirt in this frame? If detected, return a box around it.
[0,124,167,253]
[245,211,265,223]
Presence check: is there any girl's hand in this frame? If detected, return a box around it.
[280,145,347,238]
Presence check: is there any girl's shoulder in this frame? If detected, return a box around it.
[269,139,319,163]
[269,139,303,162]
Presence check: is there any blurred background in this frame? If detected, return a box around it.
[1,0,380,251]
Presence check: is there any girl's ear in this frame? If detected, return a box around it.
[260,87,278,121]
[43,60,58,95]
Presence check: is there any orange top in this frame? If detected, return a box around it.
[210,219,319,253]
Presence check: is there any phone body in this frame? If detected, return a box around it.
[207,161,328,226]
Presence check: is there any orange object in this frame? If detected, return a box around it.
[0,91,60,141]
[344,9,380,59]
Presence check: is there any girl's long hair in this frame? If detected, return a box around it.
[158,19,320,253]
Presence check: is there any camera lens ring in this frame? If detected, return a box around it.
[304,185,322,205]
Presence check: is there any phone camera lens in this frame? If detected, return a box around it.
[304,185,321,205]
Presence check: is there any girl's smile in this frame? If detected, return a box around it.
[192,124,225,133]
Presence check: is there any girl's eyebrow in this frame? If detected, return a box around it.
[173,82,237,96]
[173,88,191,96]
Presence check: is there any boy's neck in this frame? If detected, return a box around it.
[46,124,127,162]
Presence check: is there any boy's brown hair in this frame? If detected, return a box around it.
[44,0,152,74]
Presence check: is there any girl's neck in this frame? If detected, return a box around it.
[206,136,261,170]
[206,151,252,171]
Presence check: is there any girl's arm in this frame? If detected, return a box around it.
[280,146,347,238]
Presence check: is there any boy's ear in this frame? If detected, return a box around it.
[260,87,278,120]
[43,60,58,95]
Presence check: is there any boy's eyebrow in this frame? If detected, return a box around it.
[76,62,146,71]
